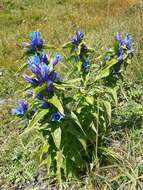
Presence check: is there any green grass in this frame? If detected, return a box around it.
[0,0,143,189]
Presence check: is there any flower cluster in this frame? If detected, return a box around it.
[12,100,28,116]
[100,33,134,80]
[115,32,133,62]
[71,30,84,52]
[70,31,92,73]
[22,31,43,53]
[13,32,63,121]
[23,53,61,92]
[51,111,63,122]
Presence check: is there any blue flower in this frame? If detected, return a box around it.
[46,80,53,92]
[71,31,84,44]
[49,71,61,81]
[32,108,37,113]
[115,33,124,62]
[40,63,50,81]
[82,60,90,72]
[115,33,124,45]
[116,45,124,62]
[29,31,43,51]
[27,55,42,76]
[28,54,41,66]
[52,53,62,66]
[36,93,43,99]
[41,52,49,64]
[27,56,50,83]
[71,31,84,52]
[51,111,63,122]
[41,100,50,108]
[12,100,28,116]
[115,33,134,62]
[124,33,133,52]
[23,75,38,85]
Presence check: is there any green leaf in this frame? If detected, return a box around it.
[71,112,86,136]
[62,41,72,48]
[56,150,63,183]
[34,83,46,95]
[85,95,94,105]
[96,58,118,80]
[40,143,49,161]
[96,67,110,80]
[64,78,81,84]
[102,100,112,126]
[54,83,75,90]
[47,94,64,115]
[90,121,97,134]
[78,138,87,151]
[29,109,49,127]
[43,44,55,49]
[67,127,87,151]
[47,154,52,175]
[54,78,81,90]
[107,87,118,105]
[52,127,62,149]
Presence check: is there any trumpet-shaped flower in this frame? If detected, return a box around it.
[36,93,43,100]
[71,31,84,52]
[115,33,123,45]
[40,63,50,81]
[52,53,62,66]
[41,100,50,108]
[41,52,49,64]
[71,31,84,44]
[124,33,133,52]
[115,33,124,62]
[115,33,133,62]
[12,100,28,116]
[29,31,43,51]
[49,71,61,81]
[28,54,41,66]
[51,111,63,122]
[46,79,53,92]
[23,75,38,85]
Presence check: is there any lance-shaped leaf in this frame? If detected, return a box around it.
[29,109,49,127]
[71,111,86,136]
[62,41,73,49]
[52,127,62,149]
[47,94,64,115]
[102,100,112,126]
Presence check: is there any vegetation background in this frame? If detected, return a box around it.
[0,0,143,189]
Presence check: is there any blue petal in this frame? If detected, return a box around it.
[51,111,63,122]
[12,100,28,116]
[40,64,50,81]
[28,55,41,66]
[46,80,53,92]
[41,52,48,64]
[23,75,38,85]
[52,53,62,66]
[41,100,50,108]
